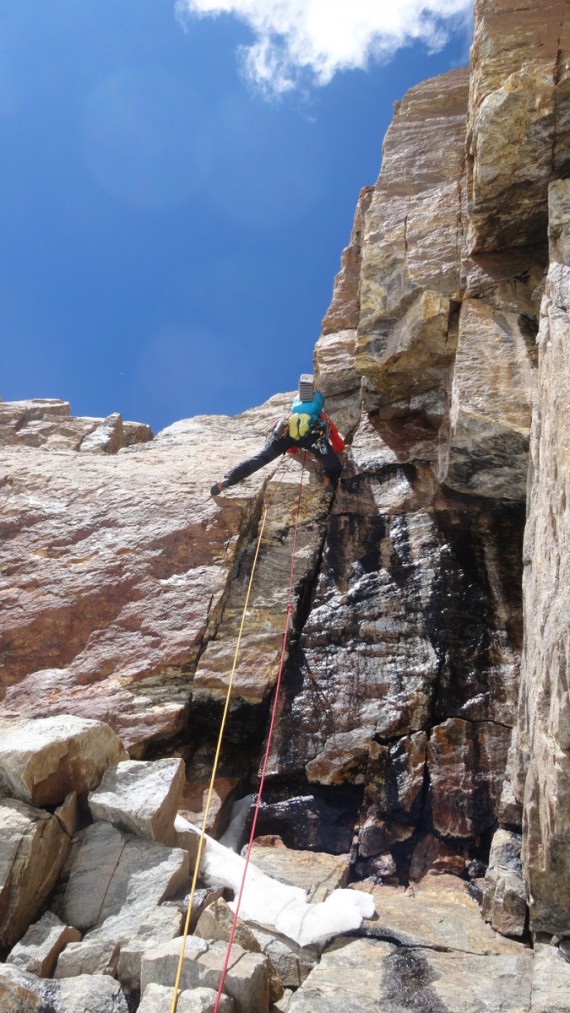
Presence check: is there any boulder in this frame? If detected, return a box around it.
[194,898,283,1003]
[140,936,270,1013]
[246,842,349,902]
[56,974,129,1012]
[54,904,184,986]
[78,412,126,454]
[116,903,184,988]
[6,911,80,977]
[0,963,43,1013]
[61,822,188,933]
[0,797,71,949]
[482,829,527,937]
[54,934,119,979]
[194,897,261,954]
[116,905,184,988]
[0,964,128,1013]
[88,757,185,842]
[0,715,127,806]
[138,983,235,1013]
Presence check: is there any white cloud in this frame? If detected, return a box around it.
[176,0,474,96]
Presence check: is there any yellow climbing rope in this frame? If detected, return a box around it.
[169,501,269,1013]
[212,459,305,1011]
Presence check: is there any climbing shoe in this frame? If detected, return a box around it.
[210,480,229,497]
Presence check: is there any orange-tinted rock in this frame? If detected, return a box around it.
[428,718,511,839]
[409,834,467,882]
[178,774,241,839]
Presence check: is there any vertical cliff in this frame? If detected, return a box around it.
[516,180,570,936]
[293,55,529,888]
[305,0,570,935]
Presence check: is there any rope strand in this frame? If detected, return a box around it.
[169,500,269,1013]
[213,459,306,1010]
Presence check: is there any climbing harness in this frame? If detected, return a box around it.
[170,457,306,1013]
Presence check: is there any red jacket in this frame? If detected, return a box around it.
[323,413,345,452]
[285,411,345,455]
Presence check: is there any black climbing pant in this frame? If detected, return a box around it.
[224,433,342,487]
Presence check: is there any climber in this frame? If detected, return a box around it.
[210,374,345,496]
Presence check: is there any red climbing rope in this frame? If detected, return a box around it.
[213,459,306,1010]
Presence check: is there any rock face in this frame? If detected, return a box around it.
[0,397,330,756]
[467,0,570,252]
[262,49,530,876]
[2,0,570,1007]
[514,178,570,935]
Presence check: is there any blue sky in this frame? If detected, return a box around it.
[1,1,473,434]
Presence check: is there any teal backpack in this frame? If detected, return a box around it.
[288,390,326,441]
